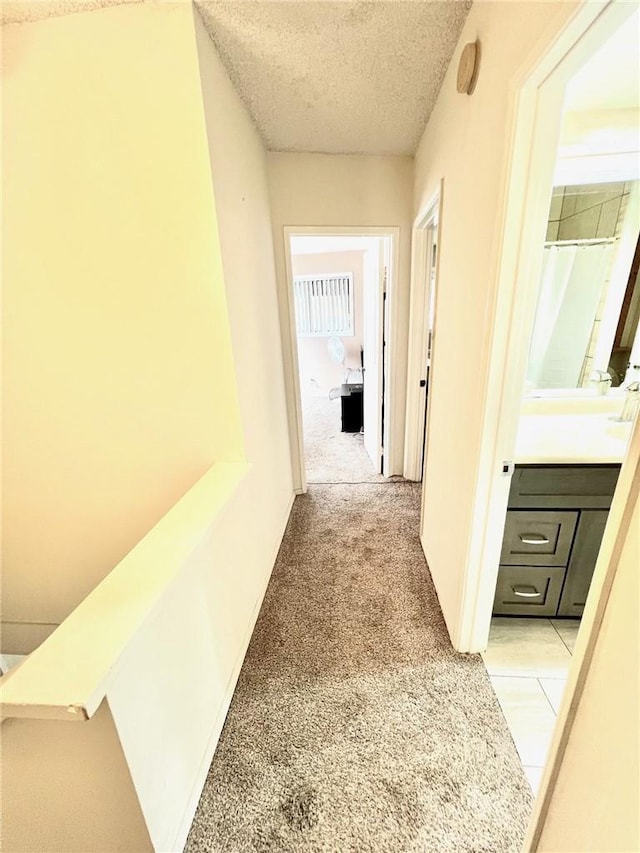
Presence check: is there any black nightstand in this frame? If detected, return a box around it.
[340,383,363,432]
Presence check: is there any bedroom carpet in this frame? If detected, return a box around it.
[185,482,533,852]
[301,394,388,483]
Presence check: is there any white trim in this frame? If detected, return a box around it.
[282,226,400,489]
[456,0,639,654]
[283,232,308,494]
[380,229,402,478]
[404,185,442,481]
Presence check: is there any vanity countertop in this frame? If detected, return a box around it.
[515,410,632,464]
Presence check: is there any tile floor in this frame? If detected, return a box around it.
[482,616,581,795]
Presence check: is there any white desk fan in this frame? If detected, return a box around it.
[327,337,362,399]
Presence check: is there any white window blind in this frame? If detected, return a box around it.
[293,273,354,337]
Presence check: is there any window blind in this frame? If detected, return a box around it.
[293,274,353,337]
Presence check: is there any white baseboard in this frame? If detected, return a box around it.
[171,490,296,853]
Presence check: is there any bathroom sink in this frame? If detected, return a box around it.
[606,421,632,441]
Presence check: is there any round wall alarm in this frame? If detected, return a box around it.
[457,41,480,95]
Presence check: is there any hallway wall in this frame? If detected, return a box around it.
[1,2,243,653]
[193,7,294,602]
[267,153,413,478]
[411,0,578,645]
[2,6,295,851]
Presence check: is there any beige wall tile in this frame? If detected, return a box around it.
[548,192,563,222]
[546,220,560,242]
[558,206,601,240]
[596,196,623,238]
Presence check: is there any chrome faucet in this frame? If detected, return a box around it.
[589,369,612,395]
[620,381,640,423]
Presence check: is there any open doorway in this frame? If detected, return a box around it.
[284,229,397,488]
[463,4,640,797]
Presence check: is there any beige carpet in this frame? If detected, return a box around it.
[186,482,533,852]
[301,394,389,484]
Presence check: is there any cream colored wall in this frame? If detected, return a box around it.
[193,7,293,596]
[1,2,243,652]
[103,465,289,853]
[2,5,295,851]
[1,701,153,852]
[536,485,639,852]
[412,0,578,641]
[0,463,293,853]
[292,250,365,394]
[268,153,413,475]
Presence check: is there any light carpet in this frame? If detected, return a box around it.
[185,482,532,852]
[301,394,389,484]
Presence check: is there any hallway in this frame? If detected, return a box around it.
[186,479,533,852]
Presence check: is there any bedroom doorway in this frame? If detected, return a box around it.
[284,228,397,488]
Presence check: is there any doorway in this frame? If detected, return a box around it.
[454,0,639,809]
[284,228,398,490]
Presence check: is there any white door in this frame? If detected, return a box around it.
[363,242,385,471]
[420,222,438,478]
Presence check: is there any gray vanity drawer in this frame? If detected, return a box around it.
[493,566,565,616]
[509,465,620,509]
[500,510,578,566]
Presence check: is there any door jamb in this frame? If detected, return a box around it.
[282,226,400,492]
[404,184,443,481]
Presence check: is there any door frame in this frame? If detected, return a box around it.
[282,226,400,492]
[449,0,640,841]
[404,185,443,482]
[456,0,639,654]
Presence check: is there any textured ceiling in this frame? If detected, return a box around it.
[1,0,141,25]
[2,0,471,156]
[196,0,472,155]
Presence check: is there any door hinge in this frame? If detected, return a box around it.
[419,379,426,387]
[502,461,515,476]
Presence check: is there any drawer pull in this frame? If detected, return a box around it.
[511,585,542,598]
[519,534,550,545]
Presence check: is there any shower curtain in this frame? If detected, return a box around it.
[527,242,614,389]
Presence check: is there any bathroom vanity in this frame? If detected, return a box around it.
[493,464,620,616]
[492,399,631,617]
[492,175,639,618]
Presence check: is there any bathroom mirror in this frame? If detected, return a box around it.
[525,179,640,394]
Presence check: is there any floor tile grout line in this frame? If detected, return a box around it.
[537,677,560,717]
[487,672,571,680]
[549,619,576,656]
